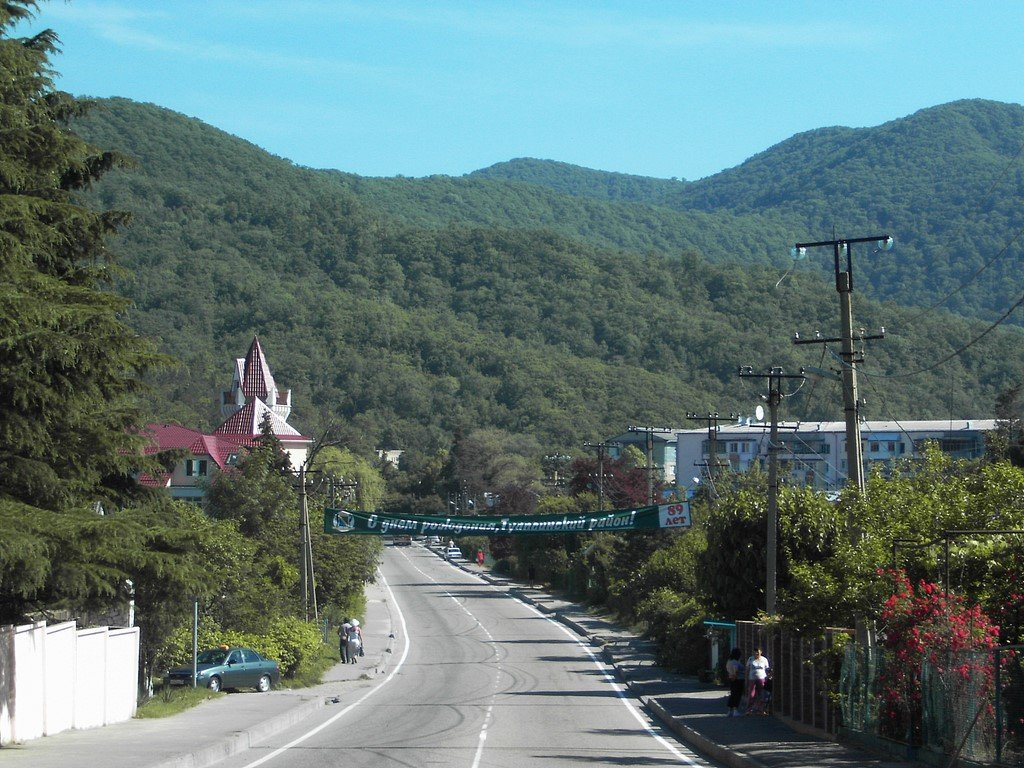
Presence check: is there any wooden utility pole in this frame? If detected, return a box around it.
[738,366,805,616]
[792,234,891,495]
[583,441,619,511]
[686,411,737,506]
[627,425,675,505]
[298,466,314,622]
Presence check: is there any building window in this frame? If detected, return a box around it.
[185,459,208,477]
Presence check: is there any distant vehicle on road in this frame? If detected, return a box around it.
[428,536,441,547]
[165,646,281,693]
[394,535,412,546]
[444,546,462,561]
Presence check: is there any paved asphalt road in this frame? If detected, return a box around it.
[213,545,718,768]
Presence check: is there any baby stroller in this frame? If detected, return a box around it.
[746,671,773,715]
[760,672,773,714]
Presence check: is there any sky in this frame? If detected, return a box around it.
[15,1,1024,181]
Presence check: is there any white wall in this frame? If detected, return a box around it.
[0,620,139,745]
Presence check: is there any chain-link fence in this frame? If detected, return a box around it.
[839,642,884,736]
[840,643,1024,766]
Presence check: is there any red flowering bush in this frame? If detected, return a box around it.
[877,569,1000,745]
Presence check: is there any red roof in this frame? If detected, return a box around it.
[141,423,255,470]
[242,336,276,401]
[214,400,308,441]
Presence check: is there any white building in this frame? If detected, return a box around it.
[674,418,997,496]
[141,336,312,499]
[604,428,682,485]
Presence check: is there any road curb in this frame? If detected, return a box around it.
[148,695,323,768]
[643,697,770,768]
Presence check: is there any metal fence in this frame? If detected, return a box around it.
[734,621,850,737]
[840,643,1024,766]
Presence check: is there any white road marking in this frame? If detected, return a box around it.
[240,549,707,767]
[511,595,708,767]
[236,565,410,768]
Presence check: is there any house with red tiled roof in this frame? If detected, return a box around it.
[141,337,312,500]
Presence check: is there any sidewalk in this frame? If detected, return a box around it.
[458,557,912,768]
[3,548,913,768]
[1,578,397,768]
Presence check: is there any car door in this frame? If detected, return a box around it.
[239,648,262,686]
[223,649,247,688]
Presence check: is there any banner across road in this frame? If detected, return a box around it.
[323,502,691,537]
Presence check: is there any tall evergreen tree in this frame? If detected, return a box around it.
[0,1,175,624]
[0,1,165,511]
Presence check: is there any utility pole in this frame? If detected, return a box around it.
[298,466,315,622]
[583,441,619,511]
[738,366,805,616]
[627,425,675,505]
[686,411,737,506]
[792,234,892,495]
[299,470,357,624]
[542,453,573,490]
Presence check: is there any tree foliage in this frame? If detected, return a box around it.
[59,97,1024,462]
[0,2,179,626]
[0,6,166,512]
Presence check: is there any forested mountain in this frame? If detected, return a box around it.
[470,158,690,203]
[69,98,1024,457]
[331,100,1024,328]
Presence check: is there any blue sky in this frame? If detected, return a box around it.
[17,1,1024,180]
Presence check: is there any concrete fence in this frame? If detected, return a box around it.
[0,620,139,745]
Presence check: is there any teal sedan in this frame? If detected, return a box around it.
[165,646,281,693]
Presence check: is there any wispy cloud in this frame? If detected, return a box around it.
[37,0,387,79]
[282,1,882,51]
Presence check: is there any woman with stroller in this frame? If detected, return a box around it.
[745,647,771,715]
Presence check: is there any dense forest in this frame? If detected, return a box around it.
[68,98,1024,459]
[334,100,1024,326]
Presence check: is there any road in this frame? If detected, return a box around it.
[217,545,717,768]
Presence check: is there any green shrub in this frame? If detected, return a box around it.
[635,587,708,674]
[155,614,325,679]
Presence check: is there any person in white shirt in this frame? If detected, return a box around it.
[745,647,770,714]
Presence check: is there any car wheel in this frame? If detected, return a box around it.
[207,675,222,693]
[256,674,272,693]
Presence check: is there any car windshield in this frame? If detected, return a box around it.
[197,649,228,665]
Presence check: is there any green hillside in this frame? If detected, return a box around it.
[69,98,1024,456]
[470,158,689,203]
[324,168,800,267]
[462,100,1024,327]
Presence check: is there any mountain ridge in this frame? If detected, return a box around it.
[67,97,1024,454]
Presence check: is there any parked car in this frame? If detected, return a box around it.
[444,546,462,561]
[165,646,281,693]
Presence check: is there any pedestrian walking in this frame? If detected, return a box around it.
[725,648,745,717]
[339,620,352,664]
[745,647,771,715]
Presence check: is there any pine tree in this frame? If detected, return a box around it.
[0,1,165,511]
[0,2,177,625]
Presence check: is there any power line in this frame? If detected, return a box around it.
[858,289,1024,380]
